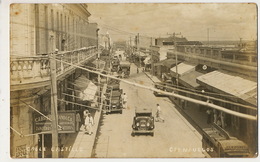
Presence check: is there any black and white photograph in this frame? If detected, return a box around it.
[1,0,258,159]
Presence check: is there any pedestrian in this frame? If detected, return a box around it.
[213,109,217,124]
[206,109,212,124]
[162,74,165,81]
[181,99,185,110]
[122,93,127,109]
[220,111,225,129]
[216,117,222,127]
[75,112,81,132]
[155,104,165,122]
[83,109,89,119]
[84,113,94,135]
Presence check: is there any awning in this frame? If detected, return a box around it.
[154,59,179,68]
[74,76,97,102]
[179,71,204,89]
[143,56,151,64]
[170,62,196,77]
[197,70,257,106]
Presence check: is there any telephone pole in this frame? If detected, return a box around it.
[137,33,141,67]
[168,32,181,89]
[207,28,209,46]
[49,34,59,158]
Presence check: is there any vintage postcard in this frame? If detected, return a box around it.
[8,2,257,159]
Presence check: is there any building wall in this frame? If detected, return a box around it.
[10,89,42,158]
[10,4,96,158]
[10,4,95,57]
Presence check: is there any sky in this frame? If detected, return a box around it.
[87,3,257,42]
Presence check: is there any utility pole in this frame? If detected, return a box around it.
[49,34,59,158]
[207,28,209,46]
[96,29,101,108]
[137,33,141,67]
[130,36,132,55]
[168,32,181,89]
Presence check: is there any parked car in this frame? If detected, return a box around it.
[106,90,123,114]
[153,80,174,96]
[119,61,131,78]
[132,108,155,136]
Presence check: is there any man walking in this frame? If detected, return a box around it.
[122,93,127,109]
[155,104,164,122]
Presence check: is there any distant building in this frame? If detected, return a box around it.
[155,36,188,46]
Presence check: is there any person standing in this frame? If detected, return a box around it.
[122,93,127,109]
[84,113,94,135]
[206,109,212,124]
[75,112,81,132]
[155,104,164,122]
[83,109,89,119]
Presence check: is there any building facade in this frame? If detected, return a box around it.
[166,42,257,154]
[10,4,98,158]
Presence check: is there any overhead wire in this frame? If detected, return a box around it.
[52,56,257,121]
[78,58,256,110]
[15,44,250,111]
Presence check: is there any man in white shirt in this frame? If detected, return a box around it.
[122,93,127,109]
[156,104,164,122]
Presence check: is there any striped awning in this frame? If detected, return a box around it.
[74,76,97,101]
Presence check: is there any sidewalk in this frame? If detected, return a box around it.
[143,71,161,83]
[144,71,210,133]
[63,84,107,158]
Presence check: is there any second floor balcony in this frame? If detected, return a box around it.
[10,46,97,91]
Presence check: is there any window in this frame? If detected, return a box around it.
[51,9,54,30]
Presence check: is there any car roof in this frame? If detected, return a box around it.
[112,91,121,96]
[135,107,152,113]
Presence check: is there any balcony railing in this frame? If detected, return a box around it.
[10,46,97,90]
[173,45,257,66]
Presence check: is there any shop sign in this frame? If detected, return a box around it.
[16,144,27,158]
[33,112,76,134]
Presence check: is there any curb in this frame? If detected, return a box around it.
[168,97,204,135]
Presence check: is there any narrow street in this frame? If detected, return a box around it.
[92,63,205,158]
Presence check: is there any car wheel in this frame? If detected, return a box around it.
[131,132,135,137]
[151,132,154,136]
[120,110,123,114]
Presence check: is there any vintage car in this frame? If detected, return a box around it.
[153,80,174,96]
[202,123,250,157]
[118,61,131,78]
[107,78,120,92]
[131,108,155,136]
[106,90,123,114]
[111,58,120,72]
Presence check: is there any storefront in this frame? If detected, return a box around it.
[169,62,203,108]
[154,59,180,79]
[196,70,257,153]
[34,112,77,158]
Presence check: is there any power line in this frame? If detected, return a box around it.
[79,60,256,110]
[52,57,257,121]
[11,48,256,111]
